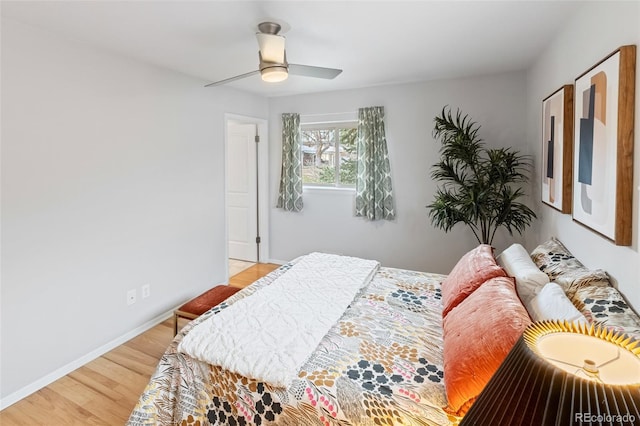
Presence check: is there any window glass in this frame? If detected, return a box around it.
[301,123,357,187]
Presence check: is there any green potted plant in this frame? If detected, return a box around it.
[427,107,536,245]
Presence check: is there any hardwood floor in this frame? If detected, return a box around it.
[0,262,281,425]
[228,262,280,289]
[228,258,256,276]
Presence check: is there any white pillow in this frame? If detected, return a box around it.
[496,243,549,304]
[527,282,588,324]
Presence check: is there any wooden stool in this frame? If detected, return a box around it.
[174,285,241,335]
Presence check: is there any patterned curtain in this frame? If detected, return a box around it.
[276,113,303,212]
[355,106,395,220]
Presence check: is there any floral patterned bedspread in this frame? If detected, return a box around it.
[128,264,459,426]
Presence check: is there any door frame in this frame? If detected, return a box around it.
[224,114,269,273]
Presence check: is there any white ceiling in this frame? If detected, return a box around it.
[0,0,583,97]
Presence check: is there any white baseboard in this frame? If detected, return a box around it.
[0,309,173,410]
[267,258,287,265]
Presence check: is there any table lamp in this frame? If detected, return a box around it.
[460,320,640,425]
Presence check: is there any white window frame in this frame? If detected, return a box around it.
[301,120,358,189]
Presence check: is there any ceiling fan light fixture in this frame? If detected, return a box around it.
[261,66,289,83]
[204,21,343,88]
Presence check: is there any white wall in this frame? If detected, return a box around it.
[268,71,529,272]
[0,18,268,403]
[526,1,640,311]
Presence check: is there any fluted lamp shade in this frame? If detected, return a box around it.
[461,320,640,426]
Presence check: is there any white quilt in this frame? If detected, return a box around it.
[177,252,380,388]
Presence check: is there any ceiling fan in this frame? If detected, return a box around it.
[205,22,342,87]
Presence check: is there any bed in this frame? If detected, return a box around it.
[127,241,640,426]
[128,254,460,426]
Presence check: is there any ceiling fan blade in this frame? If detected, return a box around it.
[256,33,286,63]
[289,64,342,79]
[204,70,260,87]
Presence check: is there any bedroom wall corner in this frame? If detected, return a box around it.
[0,18,268,405]
[525,1,640,311]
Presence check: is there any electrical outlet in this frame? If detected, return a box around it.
[127,289,136,305]
[142,284,151,299]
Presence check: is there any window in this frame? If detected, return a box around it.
[301,122,357,187]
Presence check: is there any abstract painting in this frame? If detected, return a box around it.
[573,45,636,246]
[542,85,573,213]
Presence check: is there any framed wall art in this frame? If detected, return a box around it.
[572,45,636,246]
[542,85,573,213]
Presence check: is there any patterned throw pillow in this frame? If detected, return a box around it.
[530,237,609,297]
[571,285,640,340]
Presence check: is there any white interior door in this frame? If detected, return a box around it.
[227,123,258,262]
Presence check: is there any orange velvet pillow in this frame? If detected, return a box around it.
[441,244,506,317]
[442,276,531,416]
